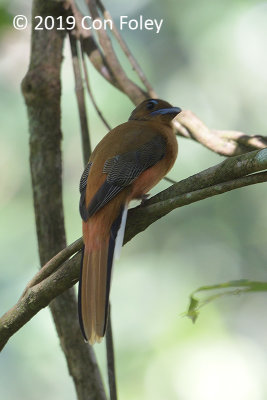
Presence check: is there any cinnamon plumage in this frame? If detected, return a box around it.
[78,98,181,344]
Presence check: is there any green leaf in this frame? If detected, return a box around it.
[185,279,267,322]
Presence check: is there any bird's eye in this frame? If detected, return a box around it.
[146,100,158,110]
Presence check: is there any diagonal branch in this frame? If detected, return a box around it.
[175,110,267,156]
[1,148,266,351]
[20,238,83,298]
[70,0,119,88]
[96,0,156,97]
[126,171,267,243]
[86,0,146,104]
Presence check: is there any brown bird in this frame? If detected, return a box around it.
[78,98,181,344]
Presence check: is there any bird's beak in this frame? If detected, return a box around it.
[150,107,182,116]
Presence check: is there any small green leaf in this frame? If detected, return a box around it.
[185,280,267,322]
[186,296,199,323]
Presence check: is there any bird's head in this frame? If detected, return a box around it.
[129,98,182,124]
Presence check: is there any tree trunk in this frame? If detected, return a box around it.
[21,1,106,399]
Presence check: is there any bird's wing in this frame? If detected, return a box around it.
[79,161,92,221]
[80,135,166,220]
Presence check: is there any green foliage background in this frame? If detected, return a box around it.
[0,0,266,399]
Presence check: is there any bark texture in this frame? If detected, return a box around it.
[21,1,106,399]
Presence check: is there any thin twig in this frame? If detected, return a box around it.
[97,0,156,97]
[81,45,112,130]
[68,0,91,39]
[86,0,146,104]
[69,32,91,165]
[106,305,118,400]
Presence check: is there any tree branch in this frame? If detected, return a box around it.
[20,1,106,399]
[126,171,267,242]
[69,32,91,165]
[86,0,146,104]
[20,238,83,298]
[69,0,119,88]
[144,148,267,207]
[96,0,156,97]
[81,44,112,130]
[1,148,266,351]
[174,110,267,156]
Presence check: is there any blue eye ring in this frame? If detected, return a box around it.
[146,99,158,110]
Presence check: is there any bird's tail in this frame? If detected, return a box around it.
[78,206,127,345]
[78,242,109,344]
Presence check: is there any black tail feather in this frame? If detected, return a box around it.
[102,207,124,335]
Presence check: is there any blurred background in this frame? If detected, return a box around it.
[0,0,266,399]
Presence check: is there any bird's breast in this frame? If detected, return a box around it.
[131,127,178,199]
